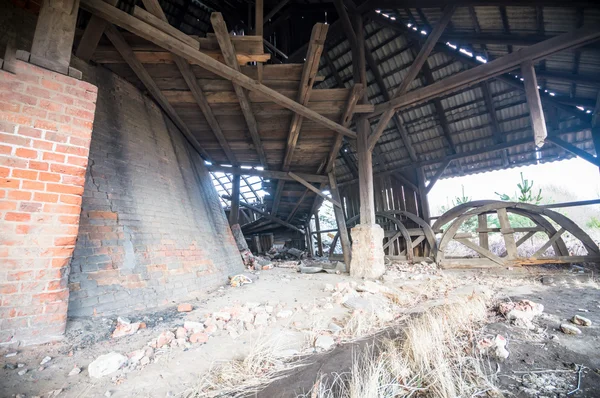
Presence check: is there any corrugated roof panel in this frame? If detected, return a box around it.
[505,7,537,34]
[472,6,505,33]
[543,7,578,34]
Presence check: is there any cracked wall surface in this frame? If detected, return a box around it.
[67,63,244,317]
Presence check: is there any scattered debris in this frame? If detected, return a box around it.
[560,323,582,335]
[229,274,253,287]
[18,369,27,376]
[40,356,52,366]
[177,303,193,312]
[571,315,592,326]
[5,352,17,358]
[111,317,142,338]
[68,367,82,376]
[498,300,544,329]
[314,335,335,351]
[88,352,128,379]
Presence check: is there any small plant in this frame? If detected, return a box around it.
[495,172,543,204]
[438,186,477,233]
[586,216,600,230]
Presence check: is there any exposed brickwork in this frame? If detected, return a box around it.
[0,60,97,345]
[67,66,243,317]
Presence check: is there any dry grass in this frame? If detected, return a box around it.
[184,336,300,398]
[304,294,501,398]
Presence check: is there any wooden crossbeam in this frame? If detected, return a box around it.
[546,136,600,167]
[370,24,600,118]
[205,164,329,184]
[137,0,238,166]
[79,0,357,139]
[212,13,268,168]
[481,81,509,166]
[367,5,456,151]
[289,172,341,208]
[103,25,211,161]
[326,84,363,173]
[133,6,199,49]
[532,228,566,259]
[455,238,505,266]
[76,0,118,62]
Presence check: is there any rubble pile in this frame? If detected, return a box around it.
[497,299,544,329]
[386,260,438,277]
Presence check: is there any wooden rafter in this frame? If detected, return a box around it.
[223,195,304,234]
[481,80,509,166]
[289,172,342,208]
[76,0,118,62]
[370,23,600,118]
[424,158,451,194]
[546,136,600,167]
[138,0,238,166]
[79,0,357,140]
[205,165,329,183]
[103,25,211,161]
[211,13,268,167]
[521,60,547,147]
[367,5,456,152]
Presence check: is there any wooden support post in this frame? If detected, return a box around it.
[314,210,324,257]
[229,174,240,226]
[255,0,264,82]
[478,214,489,250]
[305,222,315,258]
[329,172,351,267]
[591,91,600,173]
[31,0,80,74]
[521,60,547,147]
[417,167,431,223]
[497,208,518,260]
[357,117,375,225]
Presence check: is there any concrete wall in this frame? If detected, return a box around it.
[67,63,244,318]
[0,60,98,345]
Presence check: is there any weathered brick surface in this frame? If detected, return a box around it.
[0,60,97,345]
[67,66,243,317]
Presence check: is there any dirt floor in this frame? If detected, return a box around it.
[1,260,600,398]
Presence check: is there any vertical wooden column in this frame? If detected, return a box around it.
[329,172,351,266]
[314,210,324,256]
[357,117,376,224]
[592,91,600,173]
[417,167,431,223]
[305,223,315,258]
[497,208,518,260]
[30,0,81,74]
[521,60,547,147]
[229,174,240,226]
[255,0,264,83]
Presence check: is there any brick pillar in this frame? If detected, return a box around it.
[0,60,97,345]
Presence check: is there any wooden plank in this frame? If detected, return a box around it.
[289,172,341,208]
[103,25,211,161]
[133,6,199,49]
[370,25,600,118]
[79,0,357,139]
[497,207,518,260]
[229,174,240,225]
[212,13,268,167]
[30,0,80,74]
[329,172,352,267]
[425,159,451,194]
[367,5,455,151]
[76,0,118,62]
[546,136,600,167]
[532,228,566,259]
[399,236,426,256]
[500,230,536,257]
[357,117,375,224]
[282,23,329,170]
[455,238,505,266]
[521,60,547,147]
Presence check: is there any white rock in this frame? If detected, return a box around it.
[183,321,205,333]
[493,335,510,360]
[254,313,269,326]
[328,323,343,333]
[324,284,335,292]
[68,367,82,376]
[18,369,27,376]
[104,391,112,397]
[571,315,592,326]
[265,306,274,314]
[5,352,17,358]
[560,323,582,335]
[88,352,128,379]
[244,302,260,309]
[314,335,335,351]
[40,356,52,365]
[213,312,231,321]
[129,350,145,365]
[276,310,293,319]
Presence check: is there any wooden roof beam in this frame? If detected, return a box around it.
[103,25,211,161]
[367,5,456,152]
[222,195,305,234]
[76,0,118,62]
[546,136,600,167]
[424,158,451,194]
[481,81,509,166]
[289,172,342,208]
[137,0,238,166]
[205,164,329,183]
[370,22,600,118]
[212,13,268,168]
[78,0,357,139]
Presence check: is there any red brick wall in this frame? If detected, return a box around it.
[0,60,97,345]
